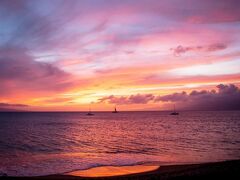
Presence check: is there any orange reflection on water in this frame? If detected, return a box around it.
[65,165,160,177]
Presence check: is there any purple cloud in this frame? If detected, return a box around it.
[98,94,154,104]
[0,103,29,107]
[171,43,227,56]
[171,45,197,56]
[0,47,73,96]
[99,84,240,110]
[155,84,240,110]
[0,102,29,111]
[154,92,188,102]
[207,44,227,52]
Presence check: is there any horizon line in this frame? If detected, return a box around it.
[0,110,240,113]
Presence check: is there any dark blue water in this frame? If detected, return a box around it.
[0,111,240,176]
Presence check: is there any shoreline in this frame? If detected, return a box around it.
[1,159,240,179]
[65,164,160,177]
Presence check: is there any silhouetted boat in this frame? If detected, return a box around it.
[86,107,94,116]
[112,106,118,113]
[86,112,94,116]
[170,112,179,115]
[170,104,179,115]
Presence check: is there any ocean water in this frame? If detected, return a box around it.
[0,111,240,176]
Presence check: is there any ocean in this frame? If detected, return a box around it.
[0,111,240,176]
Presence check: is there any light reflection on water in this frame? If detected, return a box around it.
[0,111,240,176]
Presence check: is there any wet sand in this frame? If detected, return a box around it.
[1,159,240,179]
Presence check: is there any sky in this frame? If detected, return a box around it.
[0,0,240,111]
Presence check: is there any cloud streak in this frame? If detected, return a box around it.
[171,43,227,56]
[98,94,154,105]
[0,103,29,108]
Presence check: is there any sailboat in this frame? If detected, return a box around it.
[112,106,118,113]
[170,104,179,115]
[86,107,94,116]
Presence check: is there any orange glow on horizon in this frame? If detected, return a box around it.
[65,165,160,177]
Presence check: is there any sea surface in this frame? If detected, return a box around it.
[0,111,240,176]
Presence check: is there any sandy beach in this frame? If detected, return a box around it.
[1,159,239,180]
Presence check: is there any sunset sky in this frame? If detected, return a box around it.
[0,0,240,111]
